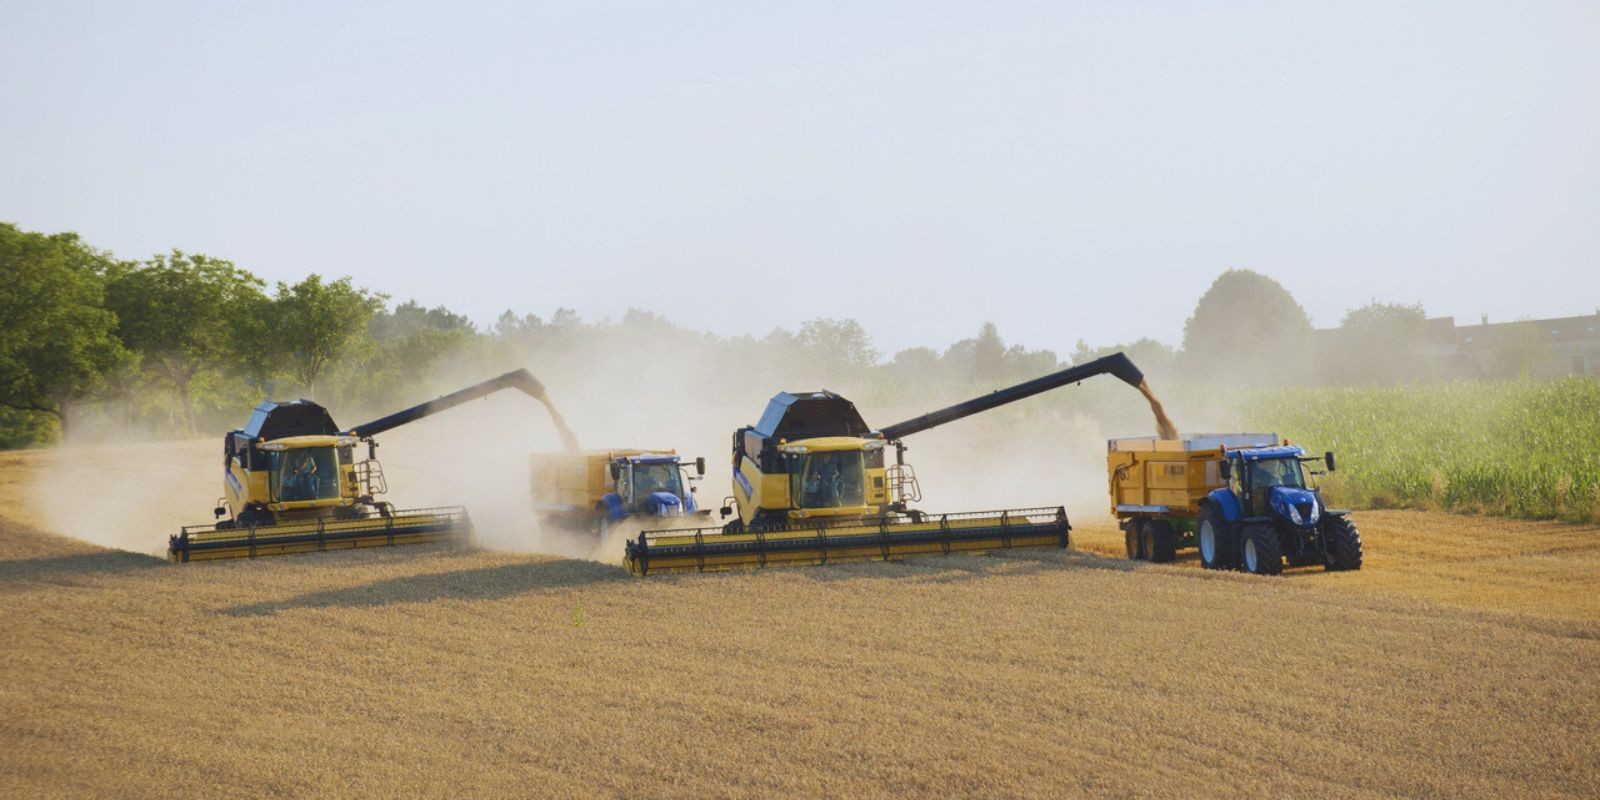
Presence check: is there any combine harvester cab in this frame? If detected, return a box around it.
[625,353,1151,576]
[531,449,710,535]
[1108,434,1363,575]
[171,368,577,563]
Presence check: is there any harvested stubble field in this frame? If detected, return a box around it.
[2,445,1598,798]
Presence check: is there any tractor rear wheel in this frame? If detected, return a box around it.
[1196,505,1239,570]
[1240,523,1284,576]
[1323,515,1364,571]
[1146,519,1178,563]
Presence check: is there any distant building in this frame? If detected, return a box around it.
[1316,311,1600,381]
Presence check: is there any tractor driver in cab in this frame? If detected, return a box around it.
[1246,457,1303,514]
[1249,458,1303,490]
[635,466,665,497]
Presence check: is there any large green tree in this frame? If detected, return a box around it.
[105,250,267,432]
[1180,269,1313,384]
[0,223,129,438]
[268,275,387,398]
[797,318,878,370]
[1323,301,1430,385]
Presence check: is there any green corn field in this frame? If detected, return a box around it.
[1247,378,1600,523]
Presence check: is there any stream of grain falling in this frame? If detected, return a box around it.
[1136,379,1180,440]
[539,397,583,453]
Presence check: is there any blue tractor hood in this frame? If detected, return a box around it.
[643,491,683,516]
[1269,486,1320,526]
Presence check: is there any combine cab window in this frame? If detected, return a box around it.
[271,447,341,502]
[792,451,865,509]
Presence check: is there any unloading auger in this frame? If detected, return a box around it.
[169,368,579,563]
[623,353,1147,575]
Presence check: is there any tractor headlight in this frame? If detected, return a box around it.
[1308,502,1321,524]
[1288,504,1304,525]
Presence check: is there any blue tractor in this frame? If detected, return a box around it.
[1196,445,1363,575]
[595,453,708,535]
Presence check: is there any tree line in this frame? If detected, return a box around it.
[0,222,1560,448]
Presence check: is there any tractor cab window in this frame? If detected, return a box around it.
[631,462,682,499]
[792,450,865,509]
[271,447,340,502]
[1247,458,1305,491]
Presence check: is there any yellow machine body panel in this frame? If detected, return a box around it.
[223,435,362,520]
[732,436,892,526]
[1106,434,1276,519]
[626,507,1070,576]
[530,449,676,510]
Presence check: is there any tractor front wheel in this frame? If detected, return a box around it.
[1240,523,1284,576]
[1323,515,1364,571]
[1196,505,1239,570]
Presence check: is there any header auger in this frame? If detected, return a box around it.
[170,368,577,563]
[624,353,1149,576]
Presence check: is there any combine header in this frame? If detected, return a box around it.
[170,368,578,563]
[624,353,1148,576]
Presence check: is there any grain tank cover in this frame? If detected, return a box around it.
[753,391,871,441]
[240,400,341,441]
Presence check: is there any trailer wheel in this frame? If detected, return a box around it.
[1196,505,1239,570]
[1146,519,1178,563]
[1124,522,1142,560]
[1240,523,1284,575]
[1323,516,1364,571]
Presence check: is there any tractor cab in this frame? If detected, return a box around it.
[610,453,702,517]
[1220,445,1335,526]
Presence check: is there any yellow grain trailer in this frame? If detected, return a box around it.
[1107,433,1276,562]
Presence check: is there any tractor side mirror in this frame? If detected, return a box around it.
[213,506,226,518]
[609,463,621,481]
[1324,451,1336,472]
[695,456,706,476]
[720,505,733,518]
[1219,459,1232,481]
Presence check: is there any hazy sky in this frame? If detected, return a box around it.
[3,1,1597,357]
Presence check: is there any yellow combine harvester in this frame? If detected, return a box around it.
[169,368,579,562]
[624,353,1148,576]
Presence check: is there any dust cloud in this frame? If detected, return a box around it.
[15,439,218,556]
[11,334,1203,562]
